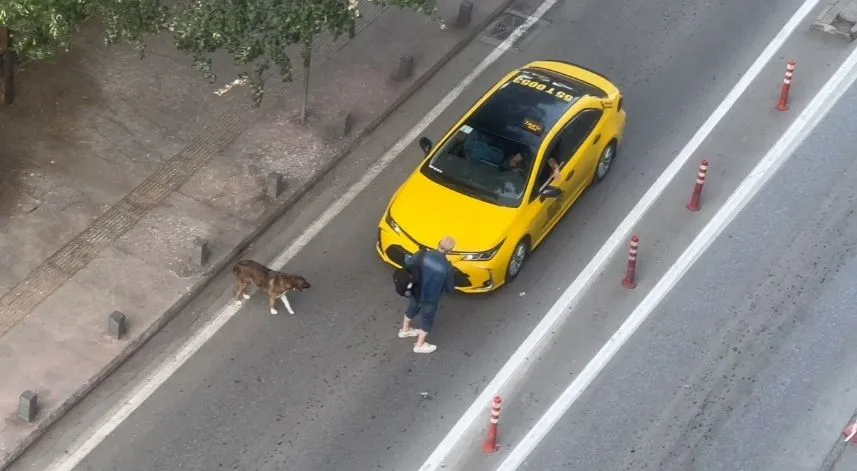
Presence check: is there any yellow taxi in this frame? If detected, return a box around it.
[376,60,626,293]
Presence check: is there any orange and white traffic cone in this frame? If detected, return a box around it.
[843,422,857,443]
[621,235,639,289]
[776,59,796,111]
[686,160,709,212]
[482,396,502,453]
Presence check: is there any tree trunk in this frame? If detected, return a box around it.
[300,42,311,125]
[0,26,14,105]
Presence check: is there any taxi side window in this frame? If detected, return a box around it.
[554,109,602,167]
[532,156,557,197]
[532,109,603,195]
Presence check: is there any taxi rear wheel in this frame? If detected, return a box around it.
[593,141,617,183]
[506,238,531,282]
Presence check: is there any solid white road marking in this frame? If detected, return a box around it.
[44,4,554,471]
[417,0,823,469]
[496,39,857,471]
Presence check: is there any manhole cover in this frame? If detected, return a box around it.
[488,12,528,41]
[479,9,548,49]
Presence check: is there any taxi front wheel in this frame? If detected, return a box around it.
[506,238,530,282]
[594,141,617,183]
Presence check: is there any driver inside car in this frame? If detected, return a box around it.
[506,152,561,181]
[460,130,561,181]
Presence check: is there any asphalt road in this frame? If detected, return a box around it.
[517,79,857,471]
[8,0,846,470]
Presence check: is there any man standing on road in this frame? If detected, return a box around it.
[398,236,456,354]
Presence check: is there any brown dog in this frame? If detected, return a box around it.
[232,260,311,315]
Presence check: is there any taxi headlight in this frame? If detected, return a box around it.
[459,240,504,262]
[385,210,402,234]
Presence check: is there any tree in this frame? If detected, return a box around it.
[167,0,440,119]
[1,0,439,116]
[291,0,358,124]
[0,0,166,62]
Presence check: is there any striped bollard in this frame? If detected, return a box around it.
[843,422,857,443]
[776,59,796,111]
[686,160,709,212]
[482,396,502,453]
[621,235,639,289]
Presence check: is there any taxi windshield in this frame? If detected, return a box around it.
[420,70,579,208]
[421,125,535,208]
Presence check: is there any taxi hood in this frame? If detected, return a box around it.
[389,172,517,253]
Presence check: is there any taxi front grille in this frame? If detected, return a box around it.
[385,244,472,288]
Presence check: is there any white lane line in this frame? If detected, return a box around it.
[496,38,857,471]
[44,5,552,471]
[417,0,822,469]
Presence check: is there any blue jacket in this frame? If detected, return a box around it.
[404,249,455,304]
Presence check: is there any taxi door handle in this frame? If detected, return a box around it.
[592,134,601,144]
[565,169,575,182]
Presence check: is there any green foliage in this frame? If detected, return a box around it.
[0,0,88,60]
[0,0,438,105]
[168,0,439,106]
[100,0,168,54]
[0,0,166,61]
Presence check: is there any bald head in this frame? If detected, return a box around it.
[438,236,455,253]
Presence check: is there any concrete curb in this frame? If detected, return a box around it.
[0,0,515,467]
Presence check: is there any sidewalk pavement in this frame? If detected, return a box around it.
[0,0,514,465]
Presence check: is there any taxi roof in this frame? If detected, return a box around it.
[462,67,597,149]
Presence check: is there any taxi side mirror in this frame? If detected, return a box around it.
[539,186,562,201]
[418,137,433,155]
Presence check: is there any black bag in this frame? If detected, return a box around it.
[393,250,425,298]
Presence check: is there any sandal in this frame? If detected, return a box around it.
[398,328,419,338]
[413,343,437,354]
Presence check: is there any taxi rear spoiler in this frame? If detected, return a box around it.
[549,59,613,83]
[600,96,623,111]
